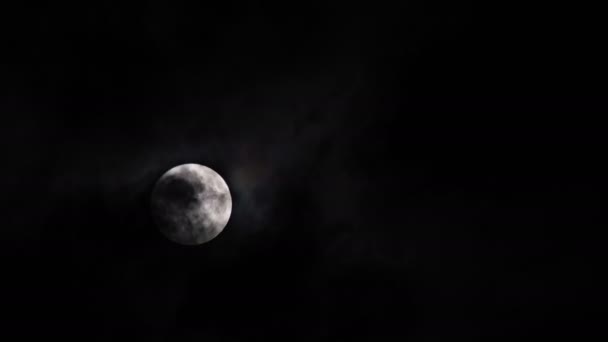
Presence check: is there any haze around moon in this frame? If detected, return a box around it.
[150,164,232,245]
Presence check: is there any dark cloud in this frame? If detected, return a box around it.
[1,1,604,341]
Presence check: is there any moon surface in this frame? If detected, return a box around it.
[150,164,232,245]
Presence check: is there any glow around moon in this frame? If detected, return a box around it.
[150,164,232,245]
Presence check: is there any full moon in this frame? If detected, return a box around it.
[150,164,232,245]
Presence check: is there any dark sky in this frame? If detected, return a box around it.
[1,2,605,341]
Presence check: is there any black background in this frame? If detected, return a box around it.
[1,1,605,341]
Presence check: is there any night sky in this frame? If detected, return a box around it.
[1,2,605,341]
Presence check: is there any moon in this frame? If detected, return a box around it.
[150,164,232,245]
